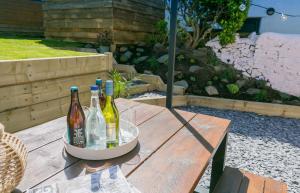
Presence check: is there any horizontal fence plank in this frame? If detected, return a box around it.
[0,54,111,87]
[0,72,108,112]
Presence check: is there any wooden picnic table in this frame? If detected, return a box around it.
[14,98,231,193]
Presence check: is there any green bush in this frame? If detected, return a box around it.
[145,20,168,45]
[226,84,239,95]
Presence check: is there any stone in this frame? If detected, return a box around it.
[136,48,145,53]
[119,46,128,52]
[154,43,164,50]
[136,52,141,57]
[157,54,169,64]
[143,70,153,75]
[221,78,229,84]
[78,48,97,53]
[134,56,148,64]
[120,55,129,63]
[84,43,94,48]
[124,51,133,59]
[214,65,225,73]
[174,80,189,89]
[246,88,261,95]
[189,65,202,73]
[205,86,219,96]
[137,42,146,47]
[236,79,247,88]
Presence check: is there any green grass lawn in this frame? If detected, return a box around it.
[0,34,95,60]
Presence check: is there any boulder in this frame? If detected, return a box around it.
[189,65,202,73]
[119,46,128,52]
[124,51,133,59]
[174,80,189,89]
[236,79,247,88]
[246,88,261,95]
[134,56,149,64]
[205,86,219,96]
[157,54,169,64]
[136,48,145,53]
[144,70,153,75]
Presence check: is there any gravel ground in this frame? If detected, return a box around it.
[130,92,300,193]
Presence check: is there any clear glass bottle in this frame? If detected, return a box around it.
[86,85,106,149]
[103,80,120,148]
[96,78,106,110]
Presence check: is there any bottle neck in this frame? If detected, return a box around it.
[71,91,80,104]
[90,91,100,109]
[106,95,112,104]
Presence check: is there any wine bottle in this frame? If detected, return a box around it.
[67,86,86,148]
[103,80,119,148]
[86,85,106,149]
[96,78,106,110]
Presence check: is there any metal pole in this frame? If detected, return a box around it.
[166,0,178,109]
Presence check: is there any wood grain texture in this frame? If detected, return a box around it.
[36,107,195,187]
[43,0,165,44]
[16,100,165,191]
[212,167,288,193]
[128,113,230,193]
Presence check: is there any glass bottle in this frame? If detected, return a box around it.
[67,86,86,148]
[96,78,106,110]
[103,80,120,148]
[86,85,106,150]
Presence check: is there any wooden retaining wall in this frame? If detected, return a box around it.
[132,95,300,119]
[0,0,43,34]
[0,53,113,133]
[43,0,165,44]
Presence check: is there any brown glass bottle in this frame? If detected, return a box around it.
[96,78,106,110]
[67,86,86,148]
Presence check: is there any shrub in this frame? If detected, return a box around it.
[145,20,168,45]
[226,84,239,95]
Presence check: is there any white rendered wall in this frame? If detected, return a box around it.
[207,32,300,97]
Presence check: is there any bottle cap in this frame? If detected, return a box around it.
[70,86,78,92]
[96,78,102,86]
[90,85,99,91]
[105,80,114,96]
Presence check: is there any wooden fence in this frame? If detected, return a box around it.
[0,53,113,133]
[43,0,165,44]
[0,0,43,34]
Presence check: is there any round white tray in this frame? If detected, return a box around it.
[63,120,139,160]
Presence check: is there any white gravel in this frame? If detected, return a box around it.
[130,92,300,193]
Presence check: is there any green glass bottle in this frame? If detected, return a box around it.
[103,80,119,148]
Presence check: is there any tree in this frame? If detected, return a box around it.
[172,0,250,49]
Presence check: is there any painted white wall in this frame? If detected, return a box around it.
[249,0,300,34]
[206,33,300,97]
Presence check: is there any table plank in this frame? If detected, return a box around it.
[239,170,265,193]
[16,98,140,152]
[127,113,231,193]
[17,100,163,191]
[264,178,287,193]
[34,108,196,189]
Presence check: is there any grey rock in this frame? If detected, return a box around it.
[136,48,145,53]
[246,88,261,95]
[221,78,229,84]
[137,42,146,47]
[174,80,189,89]
[214,65,226,73]
[157,54,169,64]
[205,86,219,96]
[236,79,247,88]
[143,70,153,75]
[119,46,128,52]
[124,51,133,59]
[154,43,164,50]
[84,43,94,48]
[189,65,202,73]
[78,48,97,53]
[120,55,129,63]
[134,56,149,64]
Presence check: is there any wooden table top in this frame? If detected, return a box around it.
[15,98,231,193]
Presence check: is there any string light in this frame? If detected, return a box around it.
[281,13,288,21]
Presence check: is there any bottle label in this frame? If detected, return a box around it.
[72,128,85,146]
[106,123,116,142]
